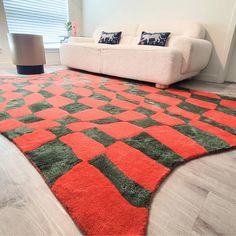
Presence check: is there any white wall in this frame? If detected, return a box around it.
[0,0,82,68]
[0,0,11,67]
[226,32,236,82]
[82,0,236,83]
[68,0,83,35]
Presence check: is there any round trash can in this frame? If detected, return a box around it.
[9,33,46,75]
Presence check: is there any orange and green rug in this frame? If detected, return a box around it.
[0,70,236,235]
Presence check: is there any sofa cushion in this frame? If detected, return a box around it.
[98,31,122,44]
[100,45,183,84]
[138,32,170,46]
[60,43,102,73]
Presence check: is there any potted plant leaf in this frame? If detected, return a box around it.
[65,21,72,36]
[60,21,72,43]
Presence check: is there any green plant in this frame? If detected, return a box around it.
[65,21,72,34]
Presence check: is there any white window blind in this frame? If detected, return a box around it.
[3,0,68,47]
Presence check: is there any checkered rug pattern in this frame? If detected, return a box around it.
[0,70,236,235]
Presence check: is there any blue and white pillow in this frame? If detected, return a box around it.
[138,32,171,46]
[98,31,122,44]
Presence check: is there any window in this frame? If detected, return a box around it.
[3,0,68,48]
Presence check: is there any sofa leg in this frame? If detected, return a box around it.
[155,83,169,89]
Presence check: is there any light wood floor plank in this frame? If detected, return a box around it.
[148,150,236,235]
[192,192,236,235]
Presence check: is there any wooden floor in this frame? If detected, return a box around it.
[0,66,236,236]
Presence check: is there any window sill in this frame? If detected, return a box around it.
[45,47,59,53]
[44,43,60,53]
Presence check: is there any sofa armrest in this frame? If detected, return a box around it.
[169,36,212,74]
[68,37,94,43]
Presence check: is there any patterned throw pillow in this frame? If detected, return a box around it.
[98,31,122,44]
[138,32,171,46]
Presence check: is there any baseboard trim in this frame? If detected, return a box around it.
[225,77,236,83]
[0,62,14,69]
[195,73,222,83]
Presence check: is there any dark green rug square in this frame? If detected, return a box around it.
[100,104,126,114]
[91,117,120,124]
[131,118,160,128]
[125,88,149,97]
[28,140,81,185]
[90,93,111,102]
[48,126,72,138]
[19,114,44,123]
[29,101,53,112]
[124,132,184,168]
[3,127,34,139]
[6,98,25,110]
[61,103,91,114]
[0,111,10,121]
[134,107,156,116]
[83,127,115,147]
[14,89,32,96]
[39,90,54,98]
[56,116,79,125]
[62,91,83,101]
[144,98,169,109]
[178,102,208,115]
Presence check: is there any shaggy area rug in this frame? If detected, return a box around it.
[0,70,236,235]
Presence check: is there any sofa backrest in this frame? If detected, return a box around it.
[93,22,205,45]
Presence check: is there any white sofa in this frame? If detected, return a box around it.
[60,23,212,88]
